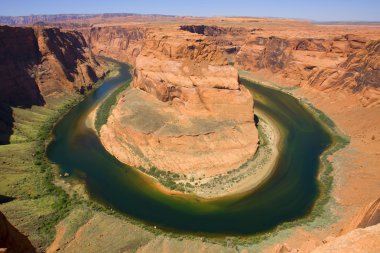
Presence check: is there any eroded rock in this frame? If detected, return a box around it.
[100,30,258,176]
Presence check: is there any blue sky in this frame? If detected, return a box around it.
[0,0,379,21]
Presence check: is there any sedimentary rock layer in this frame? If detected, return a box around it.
[100,30,258,175]
[0,25,105,107]
[236,34,380,106]
[88,26,145,64]
[0,25,105,144]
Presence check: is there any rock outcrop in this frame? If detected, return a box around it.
[88,26,145,64]
[179,25,250,57]
[271,197,380,253]
[0,25,104,106]
[179,25,248,37]
[0,25,105,144]
[0,211,35,253]
[100,30,258,176]
[310,224,380,253]
[236,34,380,106]
[342,197,380,235]
[0,26,45,107]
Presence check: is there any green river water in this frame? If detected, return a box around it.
[47,60,333,236]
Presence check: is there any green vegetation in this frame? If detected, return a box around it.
[0,96,81,247]
[0,61,352,250]
[0,65,115,248]
[95,78,132,133]
[138,166,187,192]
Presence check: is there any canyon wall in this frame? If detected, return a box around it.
[0,25,105,144]
[88,26,145,64]
[274,197,380,253]
[100,30,258,175]
[235,34,380,106]
[179,25,250,56]
[0,25,105,106]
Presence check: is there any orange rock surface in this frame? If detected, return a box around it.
[100,29,258,175]
[235,26,380,106]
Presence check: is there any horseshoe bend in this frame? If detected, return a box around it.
[100,30,259,178]
[0,3,380,253]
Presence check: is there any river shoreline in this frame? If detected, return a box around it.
[87,66,339,202]
[47,59,341,236]
[88,75,282,199]
[46,63,379,252]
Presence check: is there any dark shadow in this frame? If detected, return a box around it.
[0,194,15,204]
[0,104,14,145]
[254,114,260,127]
[44,28,87,82]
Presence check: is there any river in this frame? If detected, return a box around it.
[47,60,332,236]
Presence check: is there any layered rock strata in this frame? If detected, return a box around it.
[88,26,145,64]
[0,25,105,144]
[100,30,258,176]
[0,25,105,107]
[236,34,380,106]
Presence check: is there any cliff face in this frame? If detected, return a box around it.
[132,30,254,125]
[0,25,105,144]
[100,30,258,175]
[342,197,380,234]
[236,34,380,106]
[179,25,249,37]
[0,25,104,106]
[88,26,145,64]
[0,26,45,107]
[0,211,35,253]
[272,197,380,253]
[33,27,105,97]
[179,25,249,56]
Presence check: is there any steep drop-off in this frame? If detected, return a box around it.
[0,25,105,144]
[236,34,380,106]
[0,25,104,105]
[100,30,258,176]
[88,26,145,64]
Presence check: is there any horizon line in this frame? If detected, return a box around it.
[0,12,380,23]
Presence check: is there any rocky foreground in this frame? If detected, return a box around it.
[100,29,258,176]
[0,211,35,253]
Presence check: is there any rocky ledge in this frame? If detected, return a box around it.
[100,30,258,176]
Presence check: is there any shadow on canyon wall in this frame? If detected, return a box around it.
[0,104,14,145]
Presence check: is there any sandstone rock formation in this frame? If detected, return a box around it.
[100,30,258,176]
[179,25,250,59]
[179,25,248,37]
[271,197,380,253]
[236,34,380,106]
[0,26,45,107]
[0,211,35,253]
[342,197,380,234]
[310,224,380,253]
[0,25,104,106]
[88,26,145,64]
[0,25,105,144]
